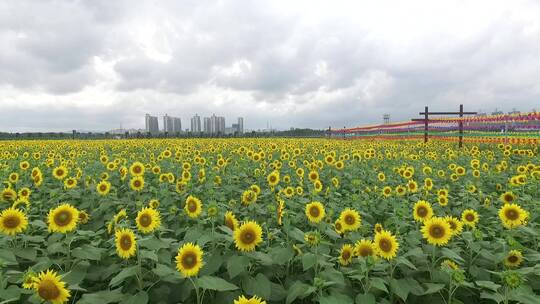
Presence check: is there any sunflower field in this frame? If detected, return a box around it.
[0,138,539,304]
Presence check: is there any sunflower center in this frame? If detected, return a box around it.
[3,215,21,229]
[335,222,342,230]
[270,176,276,182]
[240,229,255,244]
[225,219,234,230]
[417,207,428,217]
[54,211,72,227]
[505,209,519,220]
[309,206,320,218]
[507,255,518,263]
[56,169,64,176]
[139,214,152,227]
[100,185,107,191]
[188,201,197,212]
[182,252,197,269]
[134,166,141,174]
[465,214,475,222]
[38,279,61,300]
[134,180,141,187]
[504,195,513,202]
[120,235,132,250]
[359,246,372,257]
[379,238,392,252]
[429,224,445,239]
[448,221,457,230]
[344,215,355,225]
[342,250,351,260]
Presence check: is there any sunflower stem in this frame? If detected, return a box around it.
[189,277,202,304]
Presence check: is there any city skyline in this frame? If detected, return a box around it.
[144,113,244,135]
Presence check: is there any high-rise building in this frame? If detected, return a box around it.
[173,117,182,133]
[145,114,159,134]
[203,117,211,134]
[163,114,174,133]
[217,116,225,134]
[237,117,244,134]
[191,114,201,133]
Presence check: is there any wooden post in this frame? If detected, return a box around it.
[459,104,464,148]
[424,106,428,143]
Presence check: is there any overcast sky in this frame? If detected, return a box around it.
[1,0,540,132]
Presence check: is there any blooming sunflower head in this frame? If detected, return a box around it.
[96,180,111,196]
[136,207,161,234]
[234,221,263,252]
[339,208,361,232]
[224,211,238,231]
[498,204,527,229]
[421,217,452,246]
[47,204,80,233]
[241,189,258,205]
[33,269,71,304]
[504,250,523,268]
[413,200,433,222]
[115,228,137,259]
[374,230,399,260]
[339,244,354,266]
[305,201,325,224]
[0,207,29,236]
[184,195,203,218]
[354,239,375,258]
[175,242,204,277]
[234,295,267,304]
[461,209,479,228]
[129,176,145,192]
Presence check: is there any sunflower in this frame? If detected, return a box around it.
[267,170,280,187]
[47,204,79,233]
[114,209,127,224]
[441,259,460,271]
[437,195,448,206]
[395,185,406,196]
[234,221,263,252]
[78,210,90,224]
[148,199,160,209]
[445,216,463,236]
[234,295,267,304]
[175,242,204,277]
[500,192,516,204]
[33,269,71,304]
[250,184,261,195]
[52,166,68,180]
[136,207,161,234]
[224,211,238,231]
[129,162,145,176]
[0,207,28,236]
[313,180,323,192]
[461,209,479,228]
[382,186,392,197]
[339,208,361,231]
[184,195,203,218]
[354,239,375,258]
[421,217,452,246]
[18,187,31,200]
[374,230,399,260]
[115,228,137,259]
[129,176,145,192]
[277,200,285,225]
[304,231,321,247]
[504,250,523,268]
[413,200,433,222]
[498,204,527,229]
[64,177,77,189]
[1,187,17,202]
[305,201,325,224]
[96,180,111,196]
[334,219,344,235]
[22,270,36,289]
[339,244,354,266]
[374,223,383,234]
[438,189,449,197]
[407,180,418,193]
[241,189,258,205]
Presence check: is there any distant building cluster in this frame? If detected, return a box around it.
[145,113,243,135]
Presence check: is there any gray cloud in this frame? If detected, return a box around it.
[0,0,539,132]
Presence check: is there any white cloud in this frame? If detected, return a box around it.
[0,0,539,132]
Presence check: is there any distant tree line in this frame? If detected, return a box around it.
[0,128,328,140]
